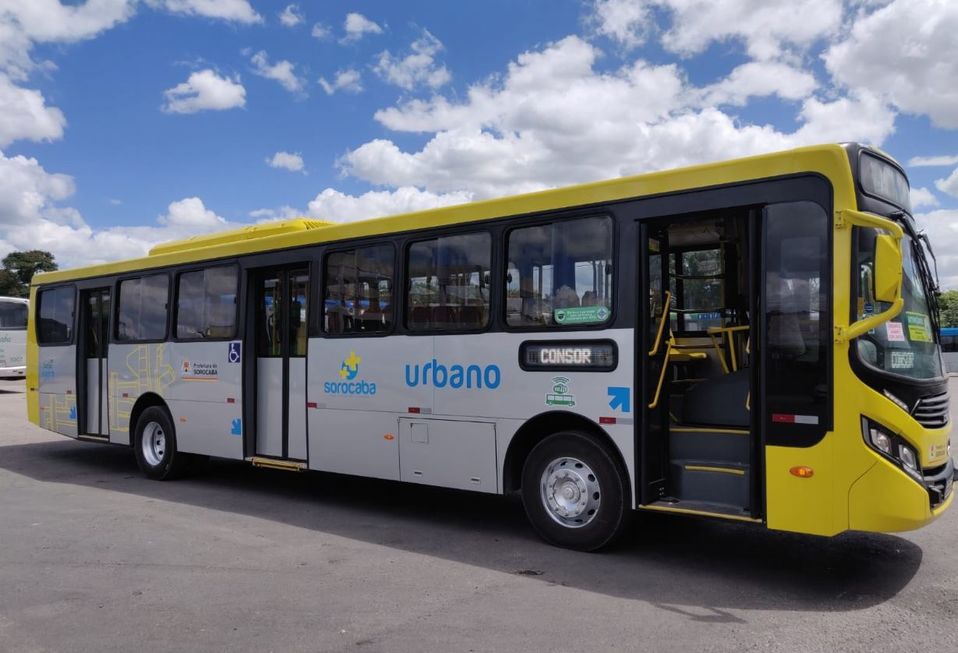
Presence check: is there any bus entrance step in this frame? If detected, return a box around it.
[669,460,749,508]
[668,426,749,465]
[249,456,307,472]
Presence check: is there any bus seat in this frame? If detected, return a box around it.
[410,306,431,328]
[682,368,750,427]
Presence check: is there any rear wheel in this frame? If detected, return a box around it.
[521,431,630,551]
[133,406,192,480]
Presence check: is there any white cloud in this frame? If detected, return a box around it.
[589,0,654,50]
[306,187,472,222]
[0,74,66,147]
[250,50,305,94]
[697,61,817,107]
[909,154,958,168]
[162,69,246,114]
[374,30,451,91]
[146,0,261,24]
[825,0,958,129]
[0,150,75,227]
[266,151,305,172]
[311,22,332,40]
[344,36,893,199]
[934,168,958,199]
[278,4,303,27]
[342,12,382,42]
[0,149,238,268]
[588,0,842,60]
[249,206,301,222]
[910,187,939,210]
[916,209,958,290]
[318,69,363,95]
[0,0,135,79]
[158,196,226,229]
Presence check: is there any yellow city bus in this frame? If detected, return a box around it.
[26,143,953,550]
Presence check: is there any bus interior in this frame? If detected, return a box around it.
[644,208,759,518]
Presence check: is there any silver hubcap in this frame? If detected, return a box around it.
[540,456,601,528]
[142,421,166,467]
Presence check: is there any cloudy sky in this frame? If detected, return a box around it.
[1,0,958,286]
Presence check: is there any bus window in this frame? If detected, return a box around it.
[505,216,613,328]
[117,274,169,342]
[675,249,724,332]
[176,266,238,340]
[37,286,74,344]
[407,232,490,331]
[0,299,27,330]
[324,244,394,335]
[764,201,830,434]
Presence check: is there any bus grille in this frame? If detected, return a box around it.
[912,392,950,429]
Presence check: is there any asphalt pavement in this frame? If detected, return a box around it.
[0,378,956,652]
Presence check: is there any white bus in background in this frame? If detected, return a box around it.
[0,296,28,379]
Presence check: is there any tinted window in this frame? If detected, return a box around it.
[506,216,613,328]
[117,274,169,341]
[673,249,725,332]
[38,286,74,344]
[176,266,238,339]
[0,300,27,329]
[407,232,491,331]
[325,245,394,335]
[764,201,830,435]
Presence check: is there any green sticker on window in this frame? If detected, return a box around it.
[905,311,933,343]
[554,305,610,325]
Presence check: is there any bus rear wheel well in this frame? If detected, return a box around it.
[502,411,626,494]
[127,393,169,446]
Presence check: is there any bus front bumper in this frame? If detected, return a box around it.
[848,455,954,533]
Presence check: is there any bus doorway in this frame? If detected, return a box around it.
[79,287,111,438]
[249,266,310,461]
[639,209,761,520]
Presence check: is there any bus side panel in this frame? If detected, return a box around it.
[36,345,77,437]
[432,330,637,503]
[0,327,27,378]
[107,343,177,445]
[164,340,243,459]
[307,336,431,478]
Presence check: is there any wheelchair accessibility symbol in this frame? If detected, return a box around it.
[228,341,242,363]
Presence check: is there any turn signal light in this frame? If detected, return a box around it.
[383,433,395,441]
[789,466,814,478]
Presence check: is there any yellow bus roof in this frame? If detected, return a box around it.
[32,143,856,286]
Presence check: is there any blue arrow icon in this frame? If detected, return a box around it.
[607,386,631,413]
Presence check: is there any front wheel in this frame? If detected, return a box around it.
[521,431,631,551]
[133,406,192,480]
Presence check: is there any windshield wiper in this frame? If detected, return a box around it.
[890,211,941,336]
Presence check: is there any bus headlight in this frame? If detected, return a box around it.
[862,417,923,481]
[868,425,894,455]
[898,444,918,472]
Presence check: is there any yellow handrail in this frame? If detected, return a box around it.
[649,291,672,356]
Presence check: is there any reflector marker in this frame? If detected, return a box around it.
[772,413,819,425]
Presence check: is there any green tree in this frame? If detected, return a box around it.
[0,250,58,297]
[939,289,958,328]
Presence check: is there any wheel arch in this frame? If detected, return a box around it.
[127,392,171,446]
[502,410,630,495]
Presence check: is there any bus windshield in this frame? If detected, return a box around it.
[856,232,943,380]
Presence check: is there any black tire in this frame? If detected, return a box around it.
[521,431,631,551]
[133,406,192,480]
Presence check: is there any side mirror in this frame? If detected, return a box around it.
[873,233,903,304]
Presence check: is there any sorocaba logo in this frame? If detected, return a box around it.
[325,351,376,396]
[339,351,361,381]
